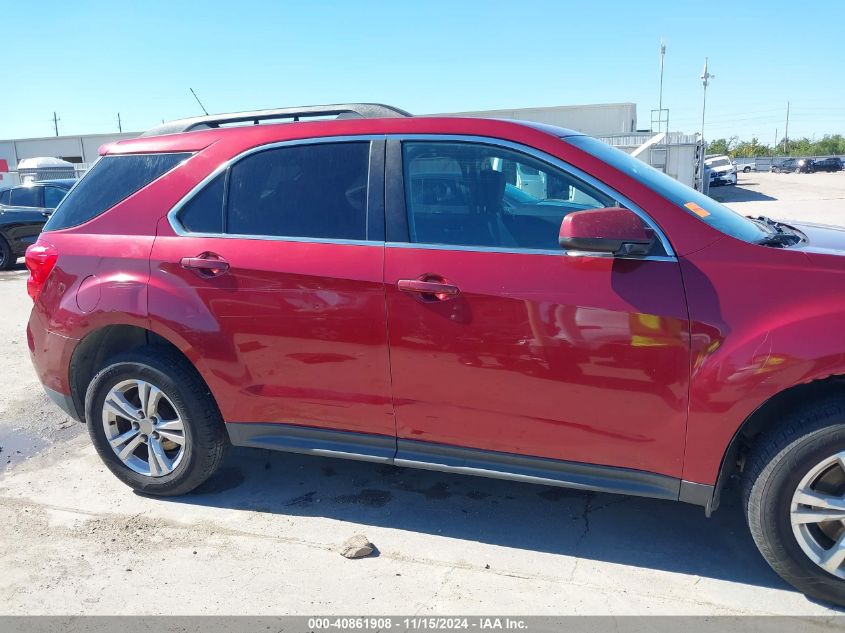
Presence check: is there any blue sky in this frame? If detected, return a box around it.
[2,1,843,142]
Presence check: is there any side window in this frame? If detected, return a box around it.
[177,173,224,233]
[227,142,369,240]
[402,141,615,250]
[43,186,67,209]
[10,186,42,208]
[0,189,9,205]
[45,153,191,231]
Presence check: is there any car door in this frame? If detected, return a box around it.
[149,138,396,445]
[383,137,690,480]
[0,185,49,251]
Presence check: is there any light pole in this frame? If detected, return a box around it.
[699,58,715,190]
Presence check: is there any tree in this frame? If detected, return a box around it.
[706,138,730,155]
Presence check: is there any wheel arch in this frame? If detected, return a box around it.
[709,374,845,515]
[68,324,215,423]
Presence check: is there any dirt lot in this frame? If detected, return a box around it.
[1,171,845,615]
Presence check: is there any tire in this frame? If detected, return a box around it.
[85,347,228,496]
[743,397,845,606]
[0,236,14,271]
[744,166,751,173]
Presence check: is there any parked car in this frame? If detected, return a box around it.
[813,157,844,172]
[25,103,845,606]
[704,155,737,185]
[772,158,815,173]
[0,179,74,270]
[736,162,756,173]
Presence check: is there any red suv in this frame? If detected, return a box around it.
[25,104,845,605]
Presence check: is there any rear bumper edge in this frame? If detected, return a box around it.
[44,385,83,422]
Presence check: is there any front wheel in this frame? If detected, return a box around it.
[744,398,845,606]
[85,348,228,496]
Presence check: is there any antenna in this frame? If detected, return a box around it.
[52,111,60,136]
[117,112,122,133]
[190,88,209,115]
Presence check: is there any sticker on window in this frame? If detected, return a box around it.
[684,202,711,218]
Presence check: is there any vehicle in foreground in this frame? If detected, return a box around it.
[0,179,74,269]
[704,155,737,185]
[25,103,845,606]
[773,158,815,173]
[813,157,844,173]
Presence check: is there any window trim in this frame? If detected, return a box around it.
[167,135,386,246]
[385,134,676,261]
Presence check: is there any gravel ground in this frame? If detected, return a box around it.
[0,263,82,472]
[1,171,844,615]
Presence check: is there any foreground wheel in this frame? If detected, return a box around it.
[0,236,14,271]
[85,348,228,495]
[744,398,845,606]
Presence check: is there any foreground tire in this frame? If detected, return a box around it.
[85,348,228,496]
[743,398,845,606]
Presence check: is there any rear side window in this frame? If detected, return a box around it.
[227,142,369,240]
[45,153,190,231]
[43,186,67,209]
[0,190,9,205]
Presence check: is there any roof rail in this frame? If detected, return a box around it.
[141,103,411,137]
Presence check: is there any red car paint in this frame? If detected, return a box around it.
[25,114,845,495]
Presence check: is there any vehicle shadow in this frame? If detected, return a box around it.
[0,260,28,275]
[710,185,777,203]
[164,446,793,593]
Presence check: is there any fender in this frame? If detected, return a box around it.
[680,236,845,487]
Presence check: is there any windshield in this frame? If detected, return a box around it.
[707,158,732,168]
[567,136,768,244]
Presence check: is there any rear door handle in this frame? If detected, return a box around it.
[397,278,460,300]
[180,253,230,277]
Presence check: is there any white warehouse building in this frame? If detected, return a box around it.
[0,102,701,188]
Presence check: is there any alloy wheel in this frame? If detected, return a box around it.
[101,379,186,477]
[791,451,845,578]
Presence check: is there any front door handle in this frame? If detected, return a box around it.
[180,253,230,277]
[397,277,460,301]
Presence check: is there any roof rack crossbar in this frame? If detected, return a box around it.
[142,103,411,137]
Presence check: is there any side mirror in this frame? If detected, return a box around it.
[559,207,654,256]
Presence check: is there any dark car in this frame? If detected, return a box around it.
[0,179,75,269]
[772,158,814,173]
[813,157,844,172]
[24,103,845,606]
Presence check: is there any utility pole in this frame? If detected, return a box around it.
[651,39,669,133]
[783,101,790,155]
[658,39,666,115]
[52,112,60,137]
[774,128,777,151]
[699,58,714,190]
[117,112,122,133]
